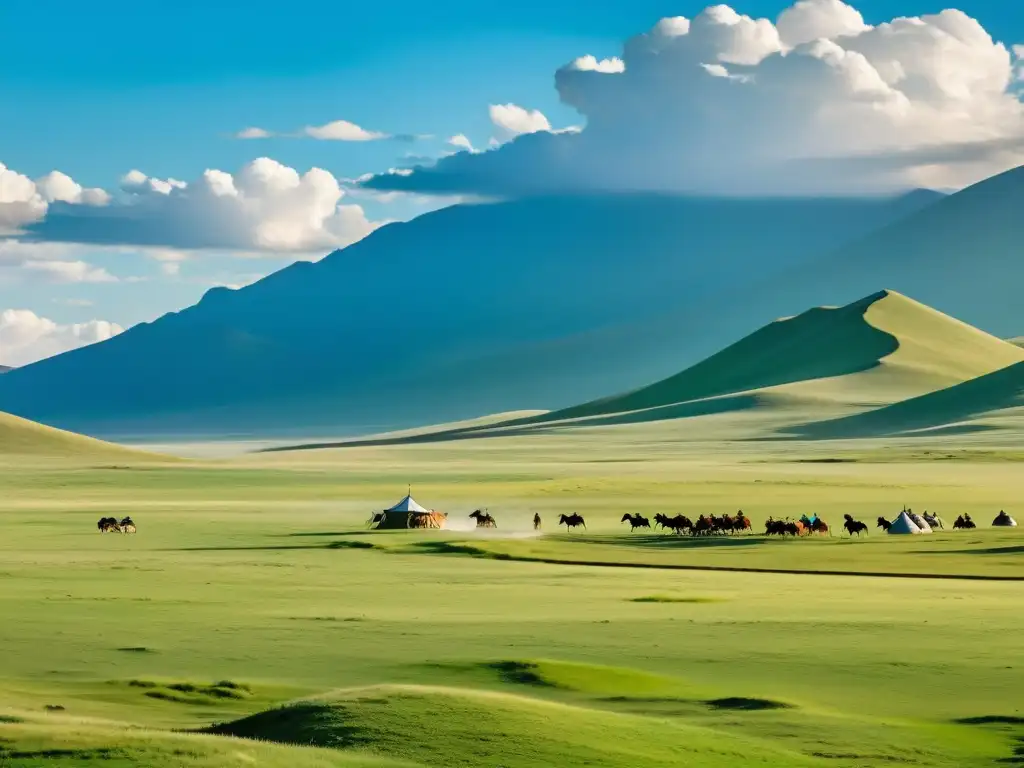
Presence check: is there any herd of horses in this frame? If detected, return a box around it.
[467,507,1015,536]
[96,516,136,533]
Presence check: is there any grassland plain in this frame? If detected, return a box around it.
[0,428,1022,767]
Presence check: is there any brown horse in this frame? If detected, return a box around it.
[953,514,976,530]
[97,517,121,533]
[469,510,497,528]
[620,513,651,531]
[876,516,892,532]
[559,513,586,532]
[808,518,830,536]
[734,511,752,533]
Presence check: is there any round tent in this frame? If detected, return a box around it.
[887,511,931,535]
[993,511,1018,527]
[371,492,447,530]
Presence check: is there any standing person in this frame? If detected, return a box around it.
[533,513,542,531]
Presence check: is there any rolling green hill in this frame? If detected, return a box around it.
[794,358,1024,438]
[211,684,817,767]
[531,289,1024,425]
[0,410,163,461]
[278,290,1024,451]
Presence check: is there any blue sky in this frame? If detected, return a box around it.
[1,0,1023,365]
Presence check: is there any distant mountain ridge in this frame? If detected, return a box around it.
[0,366,11,374]
[0,191,942,439]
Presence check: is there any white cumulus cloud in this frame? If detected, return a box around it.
[27,158,378,254]
[0,308,124,367]
[365,1,1024,196]
[566,55,626,73]
[303,119,388,141]
[1,164,110,232]
[489,104,553,142]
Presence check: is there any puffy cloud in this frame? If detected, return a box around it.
[489,104,552,140]
[1,164,109,232]
[236,127,272,139]
[35,171,111,206]
[303,119,388,141]
[448,134,475,152]
[120,169,187,195]
[0,164,47,230]
[0,308,123,367]
[365,2,1024,196]
[27,158,378,254]
[776,0,868,47]
[566,55,626,74]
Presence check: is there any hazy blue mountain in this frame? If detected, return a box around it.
[0,191,943,439]
[0,366,11,374]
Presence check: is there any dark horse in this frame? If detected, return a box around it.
[876,516,892,532]
[97,516,120,533]
[620,513,651,531]
[655,513,692,535]
[843,514,868,536]
[953,514,976,530]
[559,513,586,532]
[469,510,497,528]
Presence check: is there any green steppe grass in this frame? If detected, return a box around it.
[1,430,1022,766]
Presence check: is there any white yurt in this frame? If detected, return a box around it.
[888,511,930,535]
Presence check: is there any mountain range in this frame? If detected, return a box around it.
[0,191,942,439]
[0,165,1021,442]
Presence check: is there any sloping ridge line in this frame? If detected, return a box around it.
[258,290,906,452]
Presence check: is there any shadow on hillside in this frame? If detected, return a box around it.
[918,545,1024,556]
[597,535,767,551]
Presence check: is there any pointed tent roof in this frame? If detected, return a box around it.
[906,511,932,532]
[888,511,929,534]
[385,494,430,513]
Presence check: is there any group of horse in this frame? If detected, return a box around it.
[96,516,136,534]
[467,507,1013,536]
[765,515,832,536]
[618,512,754,535]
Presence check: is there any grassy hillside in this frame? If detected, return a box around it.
[536,290,1023,422]
[795,359,1024,438]
[0,410,166,461]
[279,290,1024,452]
[0,444,1021,767]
